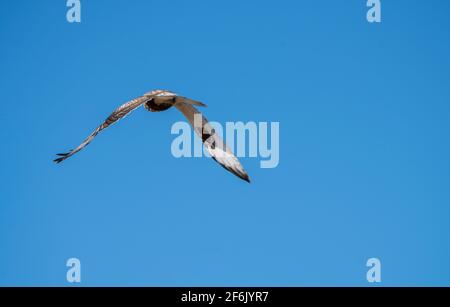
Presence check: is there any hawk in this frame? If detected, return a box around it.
[54,90,251,183]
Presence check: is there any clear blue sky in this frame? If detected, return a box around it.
[1,0,449,286]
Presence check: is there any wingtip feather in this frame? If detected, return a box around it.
[53,152,71,164]
[53,158,64,164]
[243,175,251,183]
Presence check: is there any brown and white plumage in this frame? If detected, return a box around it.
[54,90,250,183]
[175,103,250,182]
[54,95,148,164]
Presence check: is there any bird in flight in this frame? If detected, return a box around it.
[54,90,250,183]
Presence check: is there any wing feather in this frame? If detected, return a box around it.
[175,101,250,182]
[54,95,149,163]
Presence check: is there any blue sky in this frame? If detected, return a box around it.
[1,0,450,286]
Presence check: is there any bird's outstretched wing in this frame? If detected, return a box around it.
[175,100,251,183]
[54,96,149,163]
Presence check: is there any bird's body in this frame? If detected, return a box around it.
[54,90,250,183]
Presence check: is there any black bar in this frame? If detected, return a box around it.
[0,287,448,305]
